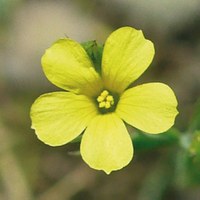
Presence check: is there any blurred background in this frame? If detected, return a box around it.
[1,0,200,199]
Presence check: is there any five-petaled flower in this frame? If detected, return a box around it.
[30,27,178,174]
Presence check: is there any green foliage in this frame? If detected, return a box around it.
[174,148,200,188]
[189,131,200,157]
[132,128,180,151]
[189,99,200,131]
[174,100,200,187]
[81,41,103,74]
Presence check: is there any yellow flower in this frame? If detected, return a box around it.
[30,27,178,174]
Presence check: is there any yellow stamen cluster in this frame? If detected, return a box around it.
[97,90,114,109]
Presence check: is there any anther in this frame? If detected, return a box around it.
[106,95,114,102]
[96,90,115,110]
[99,101,106,108]
[97,96,104,102]
[101,90,109,97]
[105,102,111,109]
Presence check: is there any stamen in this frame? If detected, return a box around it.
[96,90,115,110]
[99,101,106,108]
[106,95,114,102]
[97,96,104,102]
[101,90,109,97]
[105,102,111,109]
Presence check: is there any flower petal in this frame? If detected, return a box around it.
[80,113,133,174]
[42,39,103,96]
[116,83,178,134]
[30,92,98,146]
[102,27,155,93]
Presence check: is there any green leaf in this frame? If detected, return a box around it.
[188,131,200,180]
[189,99,200,131]
[70,134,82,143]
[138,160,173,200]
[174,131,200,187]
[174,148,200,187]
[189,130,200,156]
[81,41,103,74]
[131,128,180,151]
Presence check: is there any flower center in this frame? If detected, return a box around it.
[96,90,119,114]
[97,90,114,109]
